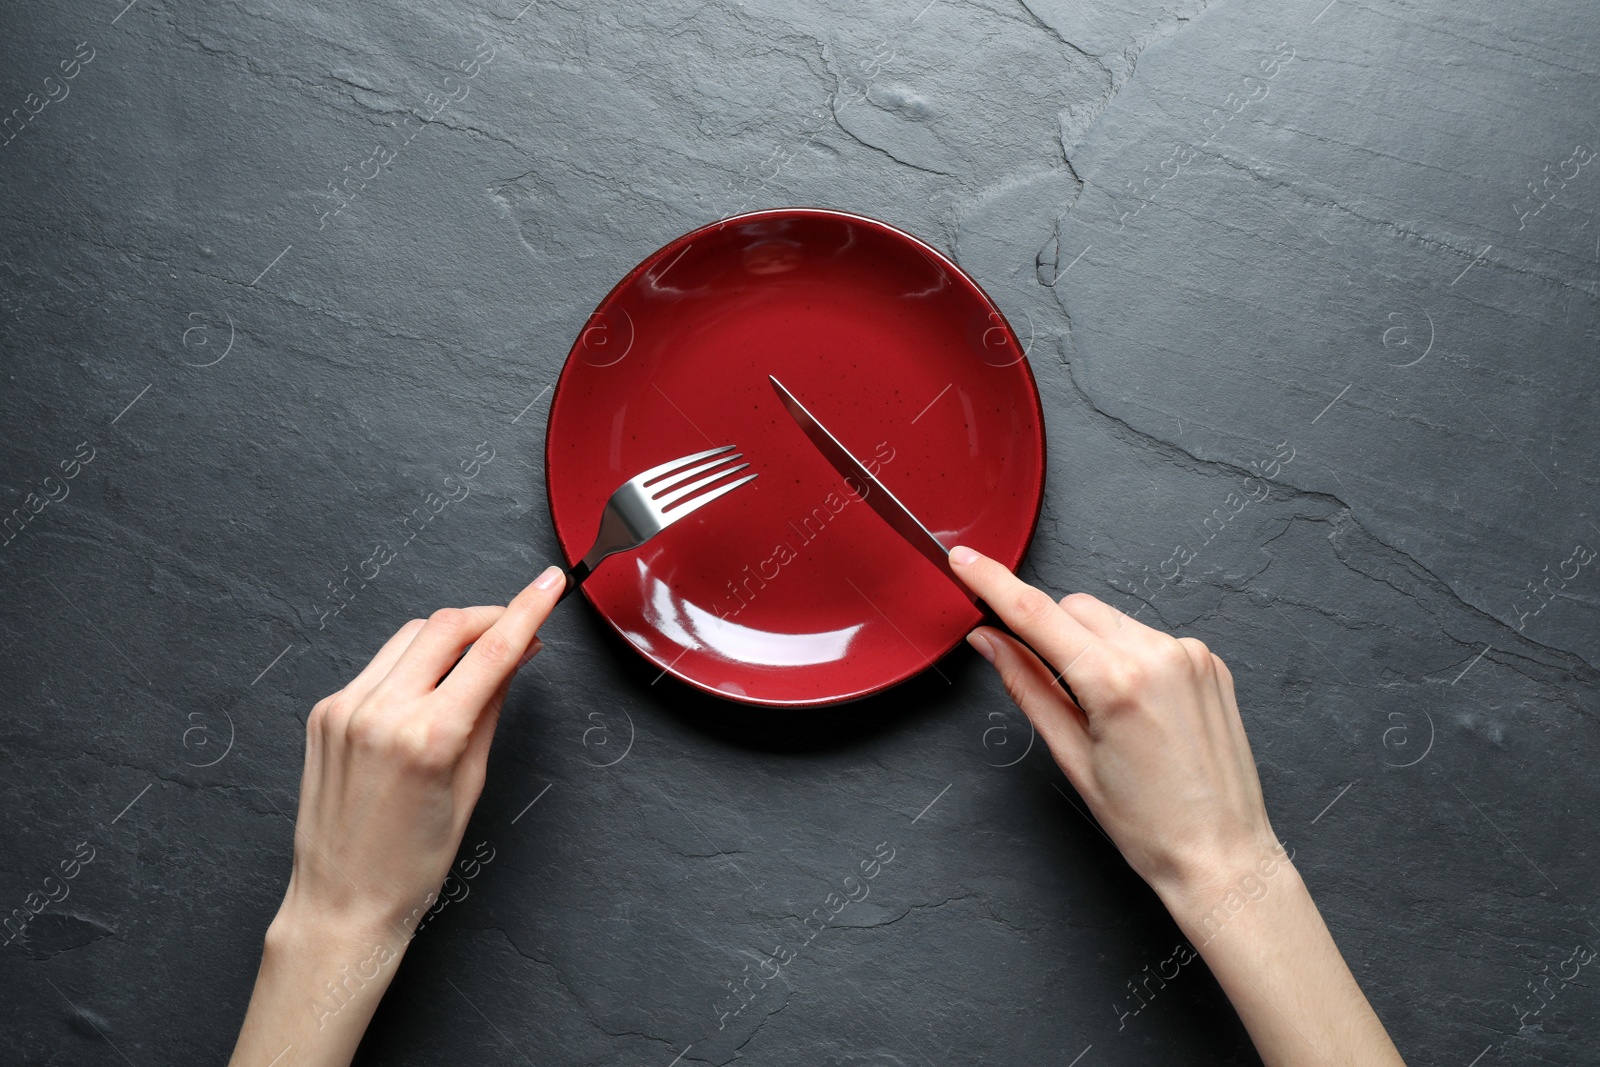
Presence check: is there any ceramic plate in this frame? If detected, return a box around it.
[545,208,1045,706]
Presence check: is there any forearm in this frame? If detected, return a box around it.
[229,910,416,1067]
[1159,859,1404,1067]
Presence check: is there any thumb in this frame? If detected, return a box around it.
[971,626,1091,785]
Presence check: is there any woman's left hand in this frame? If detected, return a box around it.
[229,565,566,1067]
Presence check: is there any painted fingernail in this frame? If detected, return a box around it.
[967,631,995,662]
[533,565,564,591]
[950,545,980,566]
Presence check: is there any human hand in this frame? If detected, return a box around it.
[275,565,565,940]
[950,546,1408,1066]
[949,546,1282,904]
[229,566,567,1067]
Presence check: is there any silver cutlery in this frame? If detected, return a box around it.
[770,375,1082,708]
[559,444,757,602]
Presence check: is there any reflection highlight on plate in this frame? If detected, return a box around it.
[631,563,862,667]
[681,600,862,667]
[742,239,803,275]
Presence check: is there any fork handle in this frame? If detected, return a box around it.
[556,560,593,604]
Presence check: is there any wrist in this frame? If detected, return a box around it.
[260,904,415,1041]
[263,895,423,987]
[231,911,412,1065]
[270,876,437,953]
[264,907,405,962]
[1154,840,1303,947]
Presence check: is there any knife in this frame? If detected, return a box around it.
[769,375,1084,707]
[768,374,973,601]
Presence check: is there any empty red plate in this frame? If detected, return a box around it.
[544,208,1046,707]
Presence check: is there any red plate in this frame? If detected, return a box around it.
[544,208,1046,707]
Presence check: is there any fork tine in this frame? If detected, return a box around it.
[655,462,751,508]
[646,451,744,495]
[638,444,737,486]
[661,472,758,517]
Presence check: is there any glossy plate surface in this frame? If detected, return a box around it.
[544,208,1046,707]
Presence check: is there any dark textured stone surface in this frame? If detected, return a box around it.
[3,0,1596,1063]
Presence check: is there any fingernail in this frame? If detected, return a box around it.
[516,638,543,668]
[533,565,564,591]
[950,545,980,566]
[967,631,995,663]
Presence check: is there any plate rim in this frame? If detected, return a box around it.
[543,205,1048,708]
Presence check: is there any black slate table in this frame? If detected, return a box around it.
[3,0,1597,1063]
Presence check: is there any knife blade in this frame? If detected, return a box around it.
[769,374,1086,710]
[768,375,975,603]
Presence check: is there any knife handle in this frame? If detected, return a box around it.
[972,598,1087,712]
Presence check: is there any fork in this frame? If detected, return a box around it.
[557,444,758,602]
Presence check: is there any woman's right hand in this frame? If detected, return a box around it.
[950,545,1407,1067]
[948,545,1284,904]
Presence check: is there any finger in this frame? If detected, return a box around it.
[949,546,1097,678]
[384,606,507,691]
[1176,636,1215,675]
[459,631,544,785]
[1211,653,1253,753]
[438,566,566,714]
[1056,592,1128,639]
[1212,652,1236,699]
[342,618,427,705]
[462,671,516,780]
[970,627,1090,782]
[298,697,329,833]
